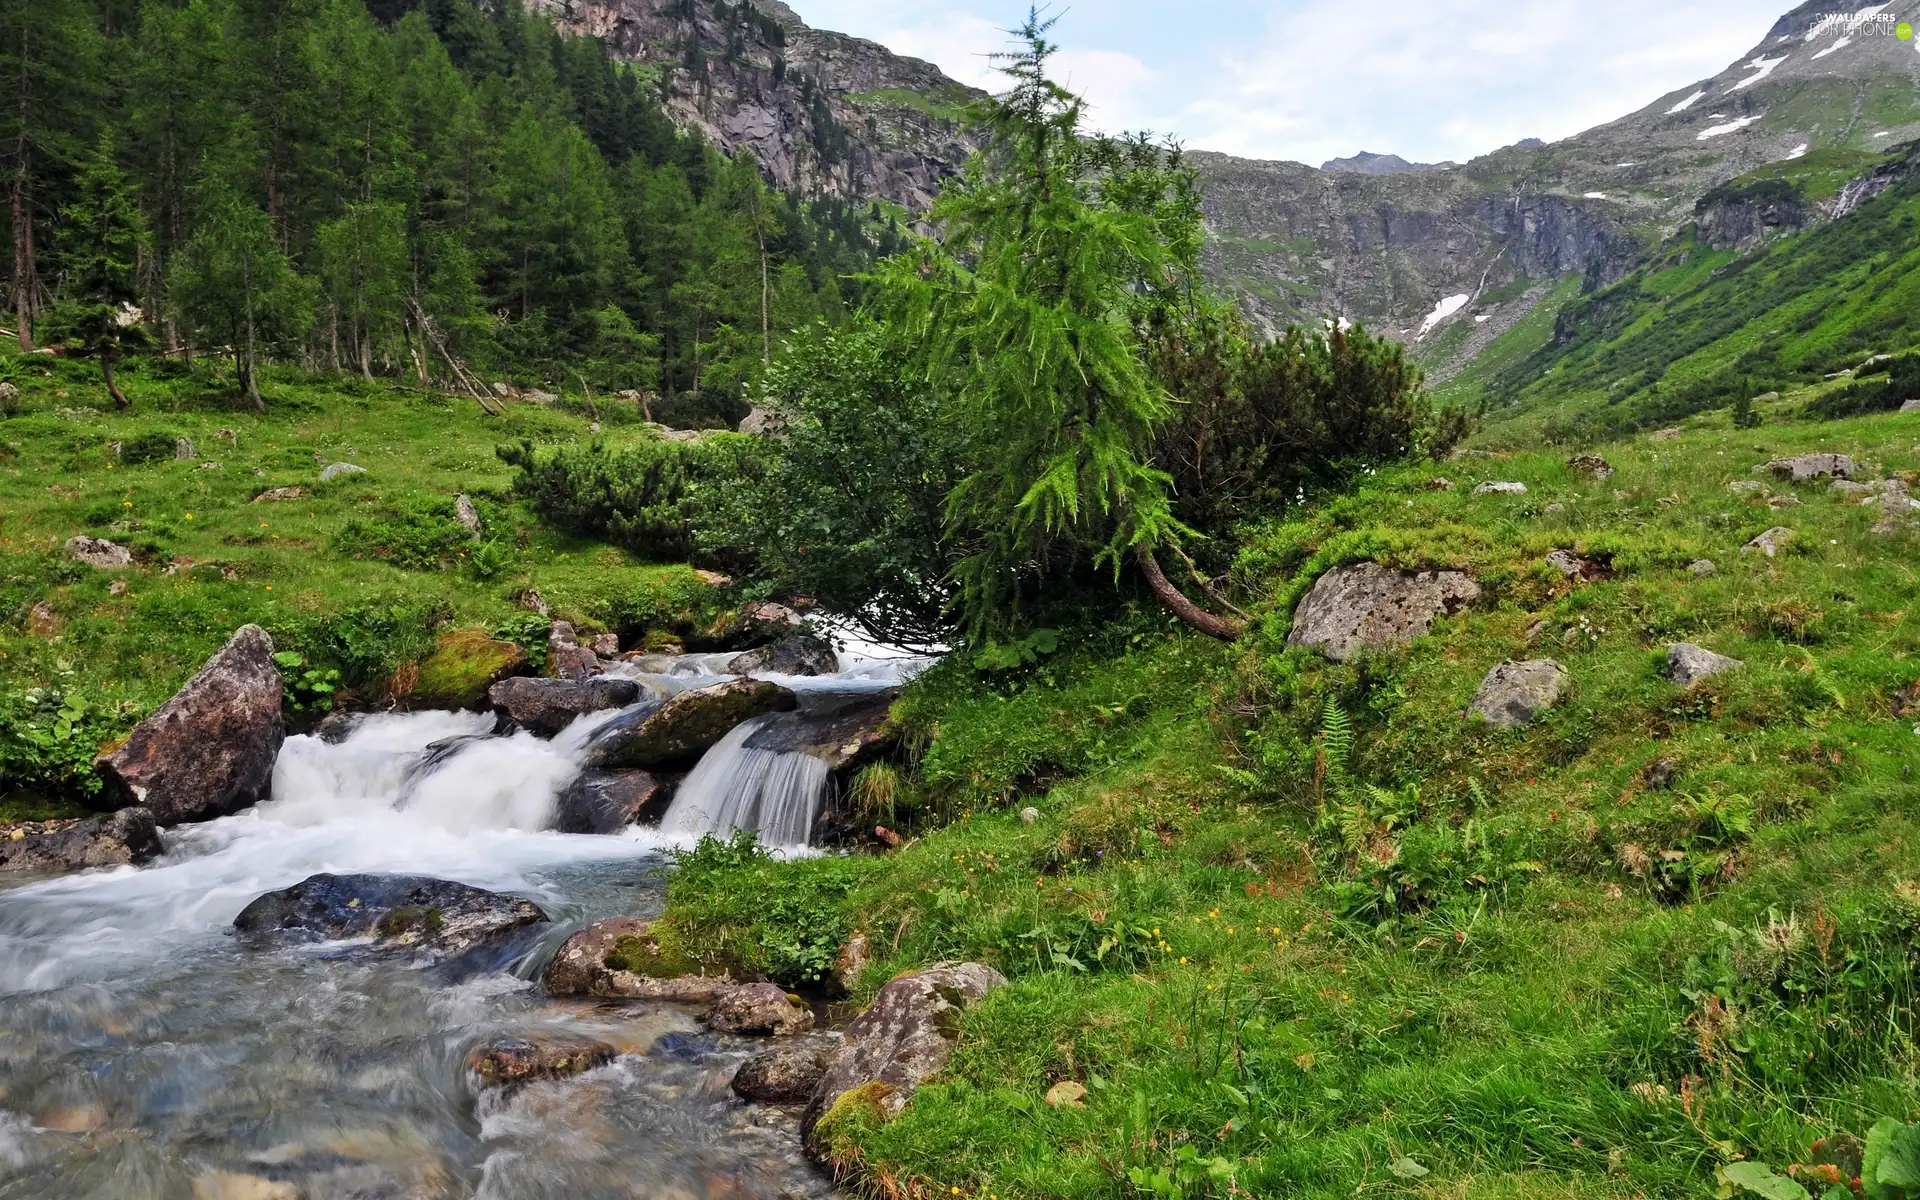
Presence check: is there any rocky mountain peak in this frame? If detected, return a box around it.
[1320,151,1429,175]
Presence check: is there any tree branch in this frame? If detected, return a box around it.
[1135,544,1244,640]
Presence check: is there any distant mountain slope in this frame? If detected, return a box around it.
[1320,151,1432,175]
[1453,136,1920,442]
[1196,0,1920,373]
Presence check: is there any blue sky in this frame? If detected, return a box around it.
[790,0,1799,166]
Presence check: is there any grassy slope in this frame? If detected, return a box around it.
[0,353,720,813]
[666,405,1920,1198]
[1473,143,1920,444]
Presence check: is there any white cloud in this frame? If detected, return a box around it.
[786,0,1793,167]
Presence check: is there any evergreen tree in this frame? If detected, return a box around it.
[49,132,150,408]
[315,200,407,377]
[875,11,1240,640]
[1,0,104,349]
[172,167,313,409]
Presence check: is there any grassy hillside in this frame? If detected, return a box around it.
[0,353,725,815]
[1469,140,1920,444]
[659,404,1920,1198]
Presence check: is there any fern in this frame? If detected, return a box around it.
[1318,697,1354,798]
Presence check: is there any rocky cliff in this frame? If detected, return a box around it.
[527,0,982,210]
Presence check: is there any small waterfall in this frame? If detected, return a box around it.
[657,714,833,848]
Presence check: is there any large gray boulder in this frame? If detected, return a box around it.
[583,678,796,769]
[489,675,640,737]
[1286,563,1481,662]
[96,625,285,825]
[1767,453,1856,484]
[727,633,839,677]
[706,982,814,1036]
[233,872,548,958]
[546,621,602,680]
[1668,643,1744,686]
[543,916,742,1002]
[553,769,671,834]
[0,809,162,875]
[1468,660,1569,728]
[732,1044,828,1103]
[800,962,1006,1153]
[738,692,898,771]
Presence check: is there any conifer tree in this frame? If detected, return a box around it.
[50,132,150,408]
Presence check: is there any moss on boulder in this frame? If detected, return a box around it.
[405,628,530,710]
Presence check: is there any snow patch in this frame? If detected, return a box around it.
[1616,162,1638,168]
[1875,130,1892,137]
[1474,314,1492,323]
[1416,294,1470,339]
[1731,56,1788,91]
[1812,35,1851,59]
[1667,90,1706,114]
[1583,191,1608,199]
[1698,115,1762,141]
[1785,142,1809,160]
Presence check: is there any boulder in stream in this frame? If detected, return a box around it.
[553,769,672,834]
[543,916,742,1002]
[1286,563,1481,662]
[0,808,162,874]
[583,678,796,770]
[96,624,286,826]
[233,873,549,958]
[801,962,1006,1156]
[706,983,814,1036]
[467,1031,616,1089]
[489,675,640,737]
[739,691,898,772]
[726,633,838,677]
[732,1044,829,1103]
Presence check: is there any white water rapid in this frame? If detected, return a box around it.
[0,640,930,1197]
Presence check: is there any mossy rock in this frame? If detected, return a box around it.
[805,1080,896,1163]
[404,628,530,710]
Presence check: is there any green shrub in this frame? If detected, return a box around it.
[663,830,877,988]
[0,685,117,804]
[331,494,471,570]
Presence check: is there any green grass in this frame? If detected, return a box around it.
[0,352,726,808]
[661,407,1920,1198]
[847,85,975,125]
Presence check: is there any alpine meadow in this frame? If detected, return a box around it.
[2,2,1920,1200]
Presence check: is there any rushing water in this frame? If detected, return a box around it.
[0,643,931,1197]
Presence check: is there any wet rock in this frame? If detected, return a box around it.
[800,962,1006,1152]
[96,624,285,825]
[736,601,804,640]
[251,486,305,503]
[1286,562,1481,662]
[707,983,814,1036]
[554,769,671,834]
[544,917,741,1001]
[408,630,530,711]
[589,632,621,658]
[732,1045,828,1103]
[547,620,602,680]
[1468,659,1569,728]
[583,678,797,770]
[1767,453,1856,484]
[1566,454,1614,480]
[1742,526,1795,557]
[318,462,365,482]
[489,676,641,737]
[1690,560,1718,577]
[727,633,839,677]
[234,873,548,956]
[1668,643,1744,686]
[66,535,132,568]
[312,709,363,744]
[0,808,161,874]
[467,1031,616,1089]
[454,493,482,538]
[739,691,897,771]
[1474,480,1528,495]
